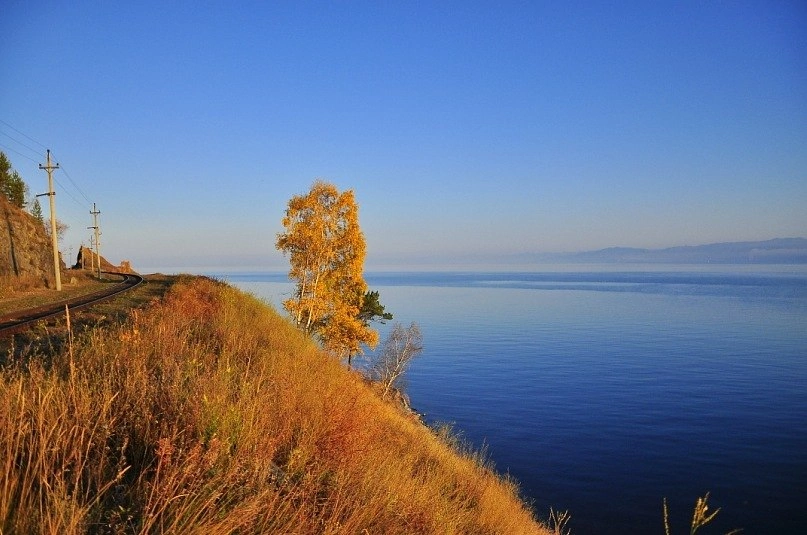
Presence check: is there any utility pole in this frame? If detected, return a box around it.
[88,235,97,274]
[88,203,101,279]
[38,150,61,291]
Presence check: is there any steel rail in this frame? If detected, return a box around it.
[0,272,144,337]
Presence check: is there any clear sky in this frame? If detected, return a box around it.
[1,1,805,271]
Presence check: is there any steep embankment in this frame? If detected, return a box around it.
[0,276,549,534]
[0,194,55,290]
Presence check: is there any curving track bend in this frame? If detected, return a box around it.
[0,272,144,337]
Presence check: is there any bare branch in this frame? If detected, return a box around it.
[371,323,423,398]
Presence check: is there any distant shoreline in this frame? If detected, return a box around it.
[136,238,807,275]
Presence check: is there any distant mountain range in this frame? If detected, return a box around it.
[528,238,807,264]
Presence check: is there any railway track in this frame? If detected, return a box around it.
[0,272,144,337]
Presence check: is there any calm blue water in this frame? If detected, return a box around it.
[219,266,807,534]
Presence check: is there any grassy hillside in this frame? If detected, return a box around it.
[0,276,550,534]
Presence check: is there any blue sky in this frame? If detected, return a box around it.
[1,1,805,271]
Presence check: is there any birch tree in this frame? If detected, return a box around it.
[276,180,382,361]
[371,323,423,399]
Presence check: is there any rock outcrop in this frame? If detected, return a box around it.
[75,245,137,274]
[0,194,57,289]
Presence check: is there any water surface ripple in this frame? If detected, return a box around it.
[223,267,807,534]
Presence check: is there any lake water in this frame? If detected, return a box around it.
[217,266,807,534]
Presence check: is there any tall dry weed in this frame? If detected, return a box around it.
[0,276,549,534]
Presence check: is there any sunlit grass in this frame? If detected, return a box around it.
[0,271,109,314]
[0,276,549,533]
[663,493,742,535]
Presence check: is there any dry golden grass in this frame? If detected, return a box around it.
[0,271,106,314]
[0,276,550,534]
[0,273,45,299]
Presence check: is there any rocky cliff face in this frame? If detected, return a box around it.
[0,194,56,289]
[75,245,136,274]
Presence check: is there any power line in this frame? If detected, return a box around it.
[60,166,93,204]
[0,125,94,207]
[0,142,39,163]
[1,123,97,230]
[0,122,103,270]
[53,175,89,210]
[0,130,43,160]
[0,119,48,151]
[49,154,93,205]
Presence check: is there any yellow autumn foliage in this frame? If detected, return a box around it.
[276,180,378,359]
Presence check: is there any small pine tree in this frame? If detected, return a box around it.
[359,290,393,325]
[0,152,29,209]
[31,198,44,225]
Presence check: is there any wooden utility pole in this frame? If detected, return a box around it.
[38,150,61,291]
[88,203,101,279]
[88,236,97,274]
